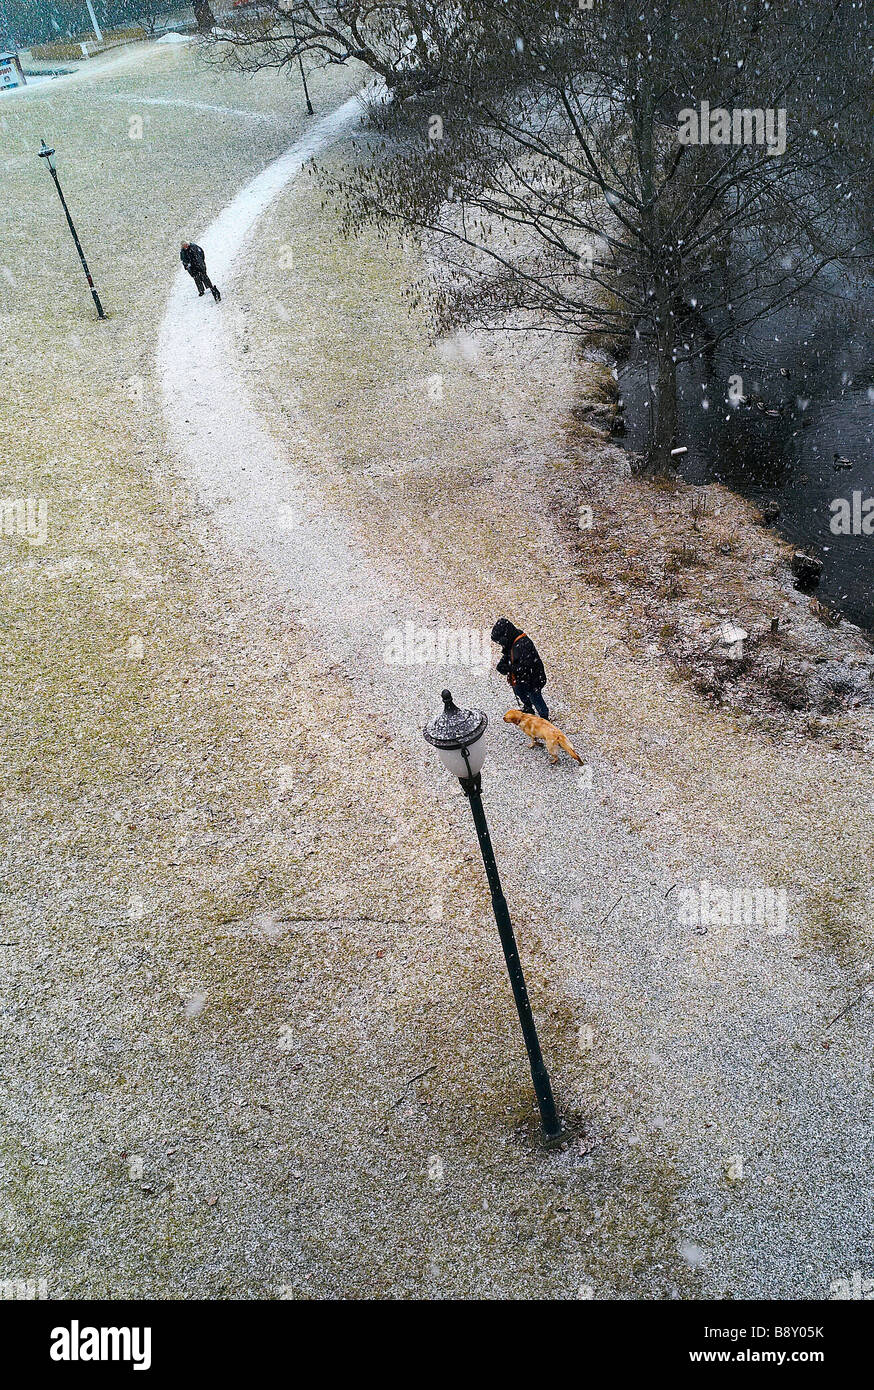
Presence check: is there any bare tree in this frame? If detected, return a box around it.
[200,1,472,98]
[212,0,874,471]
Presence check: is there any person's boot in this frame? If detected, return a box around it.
[198,289,205,296]
[212,285,221,303]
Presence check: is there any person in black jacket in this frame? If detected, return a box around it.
[491,618,549,719]
[180,242,221,302]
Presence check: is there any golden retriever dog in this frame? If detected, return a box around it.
[504,709,583,765]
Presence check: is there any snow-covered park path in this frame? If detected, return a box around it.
[156,98,873,1300]
[158,90,413,672]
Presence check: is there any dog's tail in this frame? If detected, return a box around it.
[560,734,583,764]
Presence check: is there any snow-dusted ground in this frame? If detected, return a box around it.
[2,39,161,99]
[1,71,74,97]
[1,36,871,1301]
[157,93,874,1298]
[158,92,412,692]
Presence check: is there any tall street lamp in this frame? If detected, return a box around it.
[424,689,566,1147]
[38,140,106,321]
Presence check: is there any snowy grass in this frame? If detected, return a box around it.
[1,42,695,1302]
[3,37,874,1299]
[0,43,514,1298]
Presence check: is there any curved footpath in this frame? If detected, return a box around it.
[157,98,873,1299]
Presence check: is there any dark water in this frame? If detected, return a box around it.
[620,278,874,633]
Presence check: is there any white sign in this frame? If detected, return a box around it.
[0,53,26,90]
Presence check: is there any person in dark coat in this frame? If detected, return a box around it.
[180,242,221,301]
[491,618,549,719]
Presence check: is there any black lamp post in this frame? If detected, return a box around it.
[38,140,106,321]
[424,689,566,1147]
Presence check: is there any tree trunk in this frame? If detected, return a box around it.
[652,350,678,473]
[650,302,678,474]
[193,1,215,31]
[643,266,679,473]
[633,68,679,476]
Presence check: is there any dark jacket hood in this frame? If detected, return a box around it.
[491,620,547,691]
[491,618,520,648]
[181,243,207,273]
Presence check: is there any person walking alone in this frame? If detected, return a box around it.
[491,618,550,720]
[180,241,221,301]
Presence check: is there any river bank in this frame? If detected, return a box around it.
[553,356,874,740]
[618,276,874,637]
